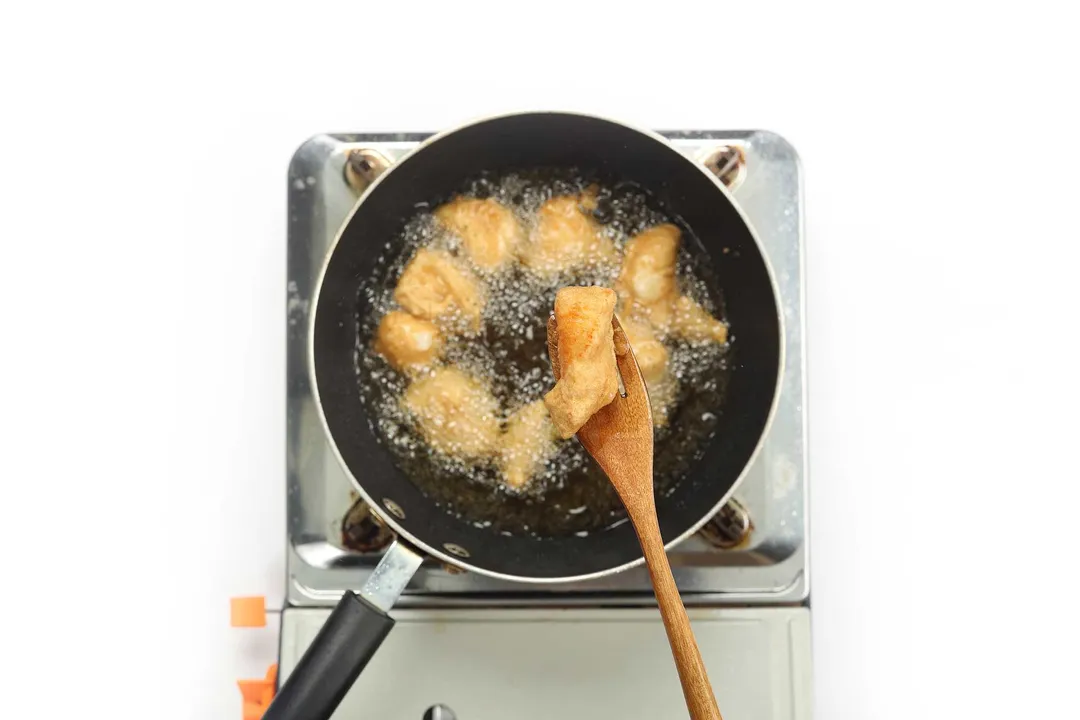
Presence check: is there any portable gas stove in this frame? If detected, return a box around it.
[280,129,810,719]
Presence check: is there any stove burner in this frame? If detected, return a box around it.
[341,496,396,554]
[701,145,747,190]
[344,147,391,194]
[697,498,754,550]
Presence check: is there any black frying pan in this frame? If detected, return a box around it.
[266,112,783,720]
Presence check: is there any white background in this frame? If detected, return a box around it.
[2,1,1079,718]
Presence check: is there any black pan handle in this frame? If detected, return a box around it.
[264,590,392,720]
[263,540,424,720]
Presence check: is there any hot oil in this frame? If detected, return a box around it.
[356,172,731,538]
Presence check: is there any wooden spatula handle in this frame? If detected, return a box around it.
[630,504,723,720]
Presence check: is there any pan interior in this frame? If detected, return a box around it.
[313,113,781,580]
[355,170,732,539]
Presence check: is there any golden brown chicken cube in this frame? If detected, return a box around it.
[543,286,620,439]
[622,317,676,427]
[374,311,443,374]
[402,367,501,459]
[520,187,617,276]
[394,248,485,332]
[621,318,668,386]
[671,295,729,344]
[617,223,729,345]
[434,197,525,271]
[499,400,558,491]
[615,223,680,329]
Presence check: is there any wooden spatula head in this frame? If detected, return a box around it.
[546,311,723,720]
[547,313,655,503]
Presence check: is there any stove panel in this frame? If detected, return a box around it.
[278,607,813,720]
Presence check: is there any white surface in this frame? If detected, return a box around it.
[279,608,811,720]
[2,2,1079,719]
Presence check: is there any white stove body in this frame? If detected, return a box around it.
[281,128,810,719]
[280,608,811,720]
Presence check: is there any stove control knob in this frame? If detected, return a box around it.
[423,704,458,720]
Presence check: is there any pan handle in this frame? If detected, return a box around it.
[263,540,424,720]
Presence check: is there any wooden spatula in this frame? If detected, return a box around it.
[547,313,723,720]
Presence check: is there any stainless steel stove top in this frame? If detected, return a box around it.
[285,129,808,608]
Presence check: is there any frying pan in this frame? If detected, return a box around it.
[265,112,784,720]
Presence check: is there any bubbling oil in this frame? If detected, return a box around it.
[356,171,730,538]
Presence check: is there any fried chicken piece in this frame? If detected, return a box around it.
[499,400,557,491]
[434,197,524,271]
[402,367,500,459]
[394,248,484,332]
[617,223,729,345]
[647,374,679,428]
[622,317,676,427]
[621,317,668,387]
[520,187,616,276]
[543,286,620,439]
[374,311,443,374]
[615,223,680,329]
[671,295,729,344]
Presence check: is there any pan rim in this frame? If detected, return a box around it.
[308,109,787,584]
